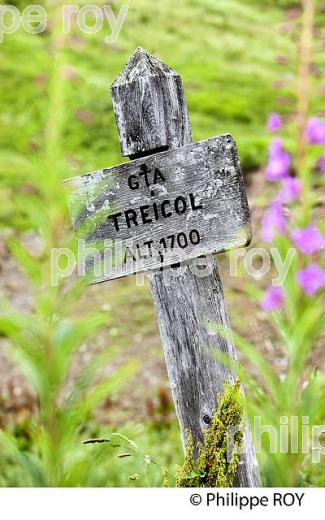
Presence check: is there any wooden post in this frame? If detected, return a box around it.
[111,48,260,486]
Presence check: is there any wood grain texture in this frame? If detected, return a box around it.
[111,48,260,486]
[151,259,260,487]
[65,135,251,284]
[112,47,192,157]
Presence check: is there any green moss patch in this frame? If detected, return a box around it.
[175,381,244,487]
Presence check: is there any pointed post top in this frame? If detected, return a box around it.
[111,48,192,157]
[112,47,179,88]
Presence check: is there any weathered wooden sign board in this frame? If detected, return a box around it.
[65,47,260,487]
[65,135,251,283]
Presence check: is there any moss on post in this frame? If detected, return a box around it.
[175,381,244,487]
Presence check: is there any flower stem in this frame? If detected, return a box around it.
[296,0,314,218]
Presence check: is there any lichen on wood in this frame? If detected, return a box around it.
[175,381,244,487]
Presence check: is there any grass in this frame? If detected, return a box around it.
[0,406,183,487]
[0,0,308,184]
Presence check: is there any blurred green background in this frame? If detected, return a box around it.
[0,0,324,487]
[3,0,319,175]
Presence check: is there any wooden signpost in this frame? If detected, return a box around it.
[65,48,260,487]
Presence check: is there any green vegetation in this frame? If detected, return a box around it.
[175,382,243,488]
[0,0,324,488]
[1,0,315,191]
[0,415,183,486]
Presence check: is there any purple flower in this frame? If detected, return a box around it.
[305,118,325,145]
[268,113,282,132]
[269,138,283,157]
[260,286,284,311]
[276,177,301,204]
[265,155,291,181]
[291,225,325,255]
[260,201,286,242]
[318,153,325,173]
[265,139,291,181]
[297,264,325,296]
